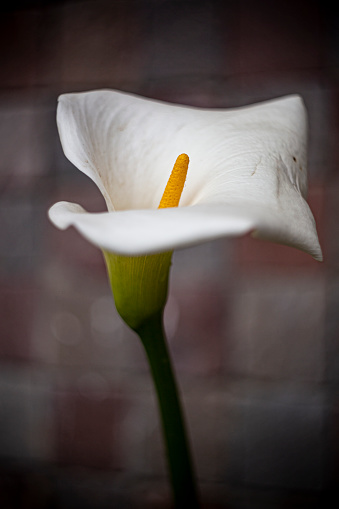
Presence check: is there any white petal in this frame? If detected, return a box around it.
[57,90,308,211]
[53,89,322,261]
[48,200,322,261]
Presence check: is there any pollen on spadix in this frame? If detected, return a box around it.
[158,153,189,209]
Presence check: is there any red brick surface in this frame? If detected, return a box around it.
[54,386,123,469]
[0,9,39,88]
[0,280,36,361]
[229,0,325,76]
[60,1,145,89]
[166,279,225,375]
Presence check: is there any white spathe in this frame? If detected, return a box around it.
[49,89,322,261]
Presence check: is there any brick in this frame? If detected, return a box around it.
[214,381,326,491]
[0,96,54,188]
[35,6,63,87]
[328,394,339,490]
[242,386,326,490]
[32,262,147,373]
[32,264,109,366]
[324,276,339,384]
[54,382,123,469]
[165,279,225,376]
[0,199,37,273]
[171,239,231,281]
[0,10,39,88]
[324,178,339,269]
[0,368,53,462]
[163,240,233,377]
[143,0,224,81]
[227,0,325,76]
[60,0,145,88]
[0,279,36,361]
[227,274,325,382]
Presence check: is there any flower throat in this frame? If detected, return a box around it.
[158,154,189,209]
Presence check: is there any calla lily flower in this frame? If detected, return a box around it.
[48,90,322,507]
[49,89,322,262]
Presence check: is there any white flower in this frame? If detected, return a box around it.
[48,89,322,261]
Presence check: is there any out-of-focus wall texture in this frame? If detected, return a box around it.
[0,0,338,507]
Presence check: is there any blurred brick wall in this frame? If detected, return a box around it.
[0,0,338,508]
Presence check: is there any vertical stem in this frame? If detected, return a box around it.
[136,312,200,509]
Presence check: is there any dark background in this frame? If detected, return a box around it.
[0,0,338,507]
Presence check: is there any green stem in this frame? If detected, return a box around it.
[136,312,200,509]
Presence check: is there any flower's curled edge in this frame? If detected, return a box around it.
[48,89,322,262]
